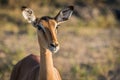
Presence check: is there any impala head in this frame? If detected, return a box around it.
[21,6,74,53]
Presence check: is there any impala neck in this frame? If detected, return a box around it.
[39,45,55,80]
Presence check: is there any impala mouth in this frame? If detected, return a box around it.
[49,46,60,53]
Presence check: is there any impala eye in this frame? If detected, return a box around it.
[56,25,60,29]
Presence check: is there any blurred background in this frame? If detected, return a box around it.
[0,0,120,80]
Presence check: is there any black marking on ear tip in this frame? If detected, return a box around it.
[63,18,68,21]
[68,6,74,10]
[21,6,27,11]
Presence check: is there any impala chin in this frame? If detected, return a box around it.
[49,46,60,53]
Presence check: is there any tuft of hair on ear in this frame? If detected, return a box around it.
[21,6,27,11]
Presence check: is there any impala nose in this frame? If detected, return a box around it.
[49,43,59,53]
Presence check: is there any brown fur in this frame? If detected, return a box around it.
[10,54,61,80]
[10,54,39,80]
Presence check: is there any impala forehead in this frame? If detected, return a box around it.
[49,20,57,28]
[41,19,57,29]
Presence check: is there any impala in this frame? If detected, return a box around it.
[10,6,74,80]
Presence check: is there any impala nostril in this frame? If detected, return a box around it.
[50,43,55,47]
[50,43,58,47]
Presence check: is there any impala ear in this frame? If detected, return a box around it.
[54,6,74,23]
[21,6,36,23]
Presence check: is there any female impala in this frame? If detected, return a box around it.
[10,6,74,80]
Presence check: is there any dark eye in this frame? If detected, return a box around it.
[56,25,60,29]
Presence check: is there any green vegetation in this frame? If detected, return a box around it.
[0,0,120,80]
